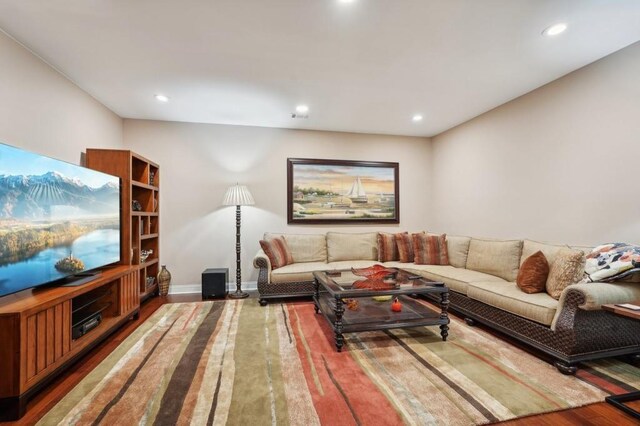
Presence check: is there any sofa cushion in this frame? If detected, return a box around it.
[259,237,293,269]
[446,235,472,268]
[413,233,449,265]
[467,282,558,326]
[546,248,585,299]
[385,263,506,294]
[516,251,550,294]
[520,239,566,267]
[378,232,399,262]
[270,259,378,283]
[265,233,327,263]
[327,232,377,262]
[466,238,523,282]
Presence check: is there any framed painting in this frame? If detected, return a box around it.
[287,158,399,224]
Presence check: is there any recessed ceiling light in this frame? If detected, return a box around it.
[154,94,169,102]
[295,105,309,114]
[542,23,567,37]
[412,114,423,122]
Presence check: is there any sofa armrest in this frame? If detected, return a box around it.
[253,249,271,284]
[550,282,640,331]
[561,282,640,311]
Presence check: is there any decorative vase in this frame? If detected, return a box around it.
[157,265,171,296]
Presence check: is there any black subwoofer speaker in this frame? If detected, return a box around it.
[202,268,228,299]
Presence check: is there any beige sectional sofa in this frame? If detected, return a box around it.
[254,232,640,373]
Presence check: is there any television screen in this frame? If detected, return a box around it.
[0,142,121,297]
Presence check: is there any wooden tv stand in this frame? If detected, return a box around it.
[0,266,140,421]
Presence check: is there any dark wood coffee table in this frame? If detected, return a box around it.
[313,268,450,352]
[602,301,640,420]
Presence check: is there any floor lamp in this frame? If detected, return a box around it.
[222,184,255,299]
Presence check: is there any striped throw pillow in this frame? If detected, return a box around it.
[395,232,416,263]
[378,232,399,262]
[259,237,294,269]
[413,233,450,265]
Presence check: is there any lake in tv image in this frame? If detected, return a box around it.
[0,143,121,297]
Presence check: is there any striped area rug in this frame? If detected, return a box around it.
[39,300,640,425]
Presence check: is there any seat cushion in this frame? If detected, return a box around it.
[467,282,559,326]
[265,233,327,263]
[270,261,330,283]
[466,238,523,282]
[327,232,377,262]
[384,263,506,294]
[270,260,379,283]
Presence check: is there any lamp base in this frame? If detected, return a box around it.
[228,290,249,299]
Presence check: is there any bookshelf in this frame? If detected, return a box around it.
[85,149,160,301]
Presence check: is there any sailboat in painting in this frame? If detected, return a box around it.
[346,176,368,203]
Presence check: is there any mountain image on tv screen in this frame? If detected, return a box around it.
[0,143,121,297]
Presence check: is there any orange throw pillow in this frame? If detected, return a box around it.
[259,237,293,269]
[378,232,399,262]
[516,251,550,294]
[413,233,450,265]
[395,232,417,263]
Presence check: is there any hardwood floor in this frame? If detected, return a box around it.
[2,293,638,426]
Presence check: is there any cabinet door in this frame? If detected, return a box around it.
[120,269,140,315]
[24,301,71,384]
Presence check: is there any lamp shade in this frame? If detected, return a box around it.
[222,184,255,206]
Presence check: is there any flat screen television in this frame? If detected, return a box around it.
[0,142,121,298]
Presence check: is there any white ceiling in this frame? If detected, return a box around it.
[1,1,640,137]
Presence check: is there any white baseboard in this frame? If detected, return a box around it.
[168,281,257,295]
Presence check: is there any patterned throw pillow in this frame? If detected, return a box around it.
[546,248,585,299]
[259,237,294,270]
[413,233,450,265]
[377,232,399,262]
[516,251,550,294]
[395,232,417,263]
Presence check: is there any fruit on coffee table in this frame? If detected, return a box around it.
[391,298,402,312]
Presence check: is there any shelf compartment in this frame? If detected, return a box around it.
[132,181,159,191]
[132,156,150,185]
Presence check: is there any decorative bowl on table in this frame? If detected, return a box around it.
[351,265,398,280]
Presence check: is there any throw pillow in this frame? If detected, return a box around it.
[259,237,294,270]
[378,232,399,262]
[414,233,450,265]
[516,251,550,294]
[395,232,418,263]
[546,248,585,299]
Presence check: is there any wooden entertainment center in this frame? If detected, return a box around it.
[0,149,161,420]
[0,266,139,420]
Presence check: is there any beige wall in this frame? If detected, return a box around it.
[0,30,123,162]
[430,41,640,246]
[124,119,432,288]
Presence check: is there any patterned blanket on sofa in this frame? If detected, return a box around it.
[585,243,640,282]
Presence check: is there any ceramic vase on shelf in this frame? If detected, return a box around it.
[157,265,172,296]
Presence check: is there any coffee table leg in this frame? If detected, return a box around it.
[440,291,450,342]
[334,297,345,352]
[313,278,320,314]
